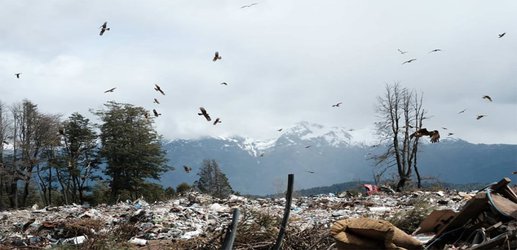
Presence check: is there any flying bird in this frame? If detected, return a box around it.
[154,84,165,95]
[402,59,417,64]
[277,128,283,132]
[241,3,258,8]
[183,165,192,173]
[442,127,448,130]
[153,109,161,117]
[482,95,492,102]
[198,107,211,121]
[259,153,264,157]
[220,82,228,86]
[498,32,506,38]
[397,49,407,54]
[429,49,442,53]
[104,87,116,93]
[476,115,486,120]
[153,98,160,104]
[448,133,454,136]
[99,21,110,36]
[410,128,440,143]
[306,170,315,174]
[458,109,467,114]
[332,102,342,107]
[213,51,222,61]
[213,118,222,125]
[15,73,21,79]
[305,145,311,148]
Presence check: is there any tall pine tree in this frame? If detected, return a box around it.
[195,159,233,198]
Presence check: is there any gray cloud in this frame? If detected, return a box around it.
[1,0,516,144]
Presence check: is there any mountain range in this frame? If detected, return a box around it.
[161,121,517,195]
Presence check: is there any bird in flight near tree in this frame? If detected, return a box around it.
[154,84,165,95]
[198,107,211,121]
[104,87,116,93]
[153,109,161,117]
[410,128,440,143]
[99,21,110,36]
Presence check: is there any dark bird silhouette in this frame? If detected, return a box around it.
[22,218,36,232]
[410,128,440,143]
[332,102,342,107]
[429,49,442,53]
[153,98,160,104]
[213,118,221,125]
[458,109,467,114]
[397,49,407,54]
[15,73,21,79]
[498,32,506,38]
[144,112,150,120]
[402,59,417,64]
[104,87,116,93]
[259,153,264,157]
[277,128,283,132]
[198,107,211,121]
[442,127,448,130]
[305,145,311,148]
[153,109,161,117]
[476,115,486,120]
[241,3,258,8]
[306,170,315,174]
[183,165,192,173]
[154,84,165,95]
[213,51,222,61]
[482,95,492,102]
[99,21,110,36]
[448,133,454,136]
[220,82,228,86]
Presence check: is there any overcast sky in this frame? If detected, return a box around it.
[1,1,516,144]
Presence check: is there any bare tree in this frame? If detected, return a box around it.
[374,83,427,191]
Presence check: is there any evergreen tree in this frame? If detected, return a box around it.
[195,159,233,198]
[95,101,170,201]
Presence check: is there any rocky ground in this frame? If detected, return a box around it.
[0,190,473,249]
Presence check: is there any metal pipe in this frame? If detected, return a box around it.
[221,208,240,250]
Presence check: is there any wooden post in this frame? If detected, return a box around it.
[272,174,294,250]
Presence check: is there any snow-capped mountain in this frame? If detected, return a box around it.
[161,122,517,195]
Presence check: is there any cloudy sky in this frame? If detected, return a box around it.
[1,1,516,144]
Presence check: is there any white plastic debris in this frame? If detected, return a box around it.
[62,235,87,245]
[129,237,147,246]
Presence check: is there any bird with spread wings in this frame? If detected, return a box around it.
[410,128,440,143]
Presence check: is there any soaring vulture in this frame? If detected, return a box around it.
[154,84,165,95]
[99,21,110,36]
[153,109,161,117]
[104,87,116,93]
[482,95,492,102]
[410,128,440,143]
[498,32,506,38]
[153,98,160,104]
[332,102,342,107]
[213,51,222,61]
[213,118,221,125]
[198,107,211,121]
[402,58,417,64]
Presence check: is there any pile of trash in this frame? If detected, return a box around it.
[0,178,515,249]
